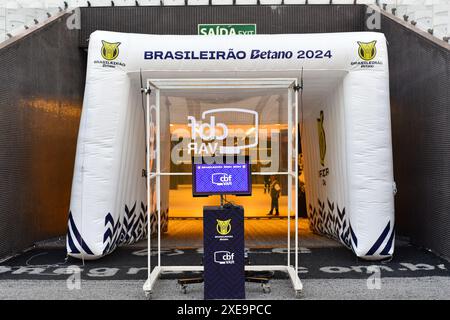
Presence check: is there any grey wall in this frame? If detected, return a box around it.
[379,13,450,258]
[0,14,85,258]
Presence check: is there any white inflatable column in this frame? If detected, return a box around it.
[344,59,395,259]
[68,32,131,259]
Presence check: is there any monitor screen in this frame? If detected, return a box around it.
[192,156,252,197]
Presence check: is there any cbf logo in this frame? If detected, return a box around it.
[212,173,232,186]
[214,251,235,265]
[94,40,126,68]
[351,40,383,69]
[187,108,258,155]
[216,219,231,236]
[317,110,329,185]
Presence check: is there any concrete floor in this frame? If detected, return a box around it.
[2,277,450,300]
[2,216,448,300]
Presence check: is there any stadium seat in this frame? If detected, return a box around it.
[18,0,44,8]
[211,0,233,4]
[411,6,433,30]
[356,0,376,4]
[5,10,27,35]
[333,0,359,4]
[187,0,209,5]
[0,8,6,42]
[162,0,185,5]
[283,0,306,4]
[141,0,162,5]
[432,5,450,37]
[113,0,139,5]
[25,9,39,25]
[23,9,36,23]
[19,0,61,9]
[5,9,25,28]
[42,1,65,11]
[88,0,113,6]
[259,0,283,5]
[45,1,67,8]
[235,0,258,5]
[308,0,332,4]
[392,5,408,18]
[3,1,19,8]
[66,0,89,8]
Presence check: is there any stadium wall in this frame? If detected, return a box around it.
[1,4,450,260]
[0,13,85,258]
[378,11,450,259]
[79,4,366,47]
[0,4,367,259]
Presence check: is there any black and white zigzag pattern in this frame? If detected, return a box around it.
[103,211,123,255]
[308,198,395,257]
[308,198,352,249]
[365,221,395,257]
[67,211,94,256]
[102,201,169,255]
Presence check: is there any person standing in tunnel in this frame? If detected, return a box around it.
[263,175,271,194]
[267,175,281,216]
[298,153,307,218]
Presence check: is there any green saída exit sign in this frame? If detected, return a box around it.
[198,24,257,36]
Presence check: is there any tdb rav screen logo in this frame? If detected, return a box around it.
[187,108,258,154]
[212,173,232,186]
[214,251,235,265]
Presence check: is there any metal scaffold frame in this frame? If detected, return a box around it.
[142,78,302,298]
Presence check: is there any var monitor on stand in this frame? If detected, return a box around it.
[177,156,272,299]
[192,155,252,198]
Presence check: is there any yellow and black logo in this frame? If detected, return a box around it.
[317,110,326,167]
[216,219,231,236]
[357,40,377,61]
[101,40,121,61]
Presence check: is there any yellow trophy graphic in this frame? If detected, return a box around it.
[101,40,121,61]
[317,110,326,167]
[357,40,377,61]
[216,219,231,236]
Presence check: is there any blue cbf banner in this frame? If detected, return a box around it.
[203,205,245,300]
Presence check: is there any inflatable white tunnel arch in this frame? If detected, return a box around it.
[67,31,395,261]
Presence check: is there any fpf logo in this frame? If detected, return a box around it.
[317,110,326,167]
[357,40,377,61]
[101,40,121,61]
[216,219,231,236]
